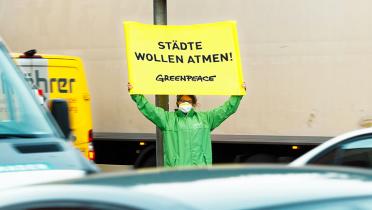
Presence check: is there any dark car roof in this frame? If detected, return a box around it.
[60,165,372,209]
[3,165,372,210]
[65,164,372,186]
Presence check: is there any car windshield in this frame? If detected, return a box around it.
[0,43,59,137]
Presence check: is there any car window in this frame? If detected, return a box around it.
[309,135,372,168]
[0,44,59,137]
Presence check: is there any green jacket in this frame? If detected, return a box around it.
[131,95,243,167]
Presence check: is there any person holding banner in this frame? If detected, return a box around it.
[128,82,245,167]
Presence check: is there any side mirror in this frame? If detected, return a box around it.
[49,99,71,139]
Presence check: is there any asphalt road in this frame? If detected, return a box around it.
[97,164,133,173]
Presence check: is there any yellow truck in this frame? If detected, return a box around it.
[12,50,94,160]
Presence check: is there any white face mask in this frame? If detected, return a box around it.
[179,102,193,113]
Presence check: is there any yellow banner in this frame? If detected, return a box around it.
[124,21,245,95]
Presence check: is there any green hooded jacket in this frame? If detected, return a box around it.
[131,95,243,167]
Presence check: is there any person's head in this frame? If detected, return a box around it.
[176,95,197,107]
[176,95,197,113]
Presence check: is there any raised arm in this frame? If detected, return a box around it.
[129,83,168,130]
[206,82,245,130]
[206,95,243,130]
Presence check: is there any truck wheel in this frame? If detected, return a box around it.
[134,145,156,168]
[242,154,278,163]
[141,154,156,168]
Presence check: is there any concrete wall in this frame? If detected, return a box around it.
[1,0,372,136]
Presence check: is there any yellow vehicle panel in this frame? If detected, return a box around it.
[12,53,93,159]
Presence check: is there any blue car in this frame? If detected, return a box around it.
[2,165,372,209]
[0,38,98,189]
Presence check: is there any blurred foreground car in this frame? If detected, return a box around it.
[290,128,372,169]
[0,37,98,190]
[2,165,372,209]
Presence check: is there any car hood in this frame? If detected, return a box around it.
[52,165,372,209]
[0,169,85,190]
[0,137,98,173]
[3,165,372,210]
